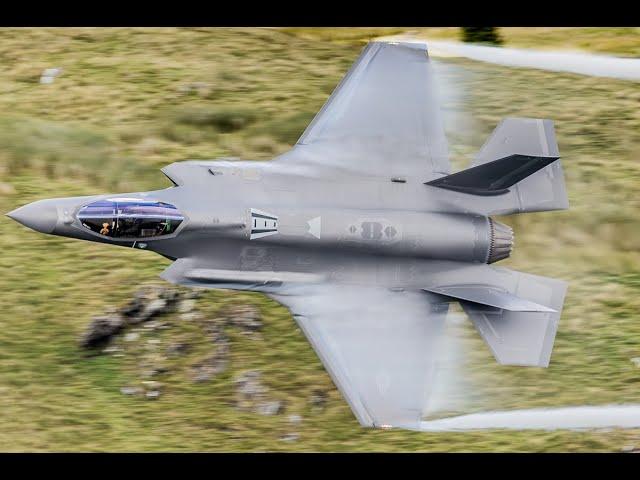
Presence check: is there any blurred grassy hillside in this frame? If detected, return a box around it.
[290,27,640,57]
[1,27,640,452]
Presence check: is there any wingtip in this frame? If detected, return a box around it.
[372,39,429,52]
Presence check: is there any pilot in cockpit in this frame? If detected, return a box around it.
[78,199,184,239]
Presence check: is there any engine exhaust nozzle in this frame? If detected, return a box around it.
[487,218,513,264]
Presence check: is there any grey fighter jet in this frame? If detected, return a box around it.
[7,41,568,431]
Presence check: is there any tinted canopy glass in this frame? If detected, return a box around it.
[78,199,184,239]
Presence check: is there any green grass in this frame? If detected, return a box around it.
[497,28,640,57]
[1,27,640,451]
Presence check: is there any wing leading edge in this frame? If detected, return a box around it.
[276,41,451,182]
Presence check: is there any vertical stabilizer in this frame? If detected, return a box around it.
[427,118,568,215]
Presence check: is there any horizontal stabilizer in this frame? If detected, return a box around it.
[426,154,559,196]
[460,271,568,367]
[423,284,556,312]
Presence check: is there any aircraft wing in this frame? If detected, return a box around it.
[269,284,450,429]
[275,41,451,182]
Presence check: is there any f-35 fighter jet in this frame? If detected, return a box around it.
[7,42,568,431]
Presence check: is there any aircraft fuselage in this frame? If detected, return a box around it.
[7,160,511,275]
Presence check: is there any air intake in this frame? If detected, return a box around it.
[487,218,514,264]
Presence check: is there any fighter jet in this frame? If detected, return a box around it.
[7,41,568,431]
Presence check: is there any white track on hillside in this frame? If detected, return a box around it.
[417,405,640,431]
[377,36,640,81]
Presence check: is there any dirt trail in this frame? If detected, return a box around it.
[375,34,640,81]
[418,405,640,431]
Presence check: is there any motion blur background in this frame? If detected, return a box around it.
[0,27,639,451]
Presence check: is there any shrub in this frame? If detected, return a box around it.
[461,27,503,45]
[173,106,257,133]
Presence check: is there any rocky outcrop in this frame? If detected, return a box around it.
[80,312,125,350]
[190,315,231,382]
[191,342,229,382]
[224,305,262,336]
[80,285,186,352]
[234,370,283,416]
[166,341,190,356]
[80,283,291,418]
[120,286,183,325]
[309,390,328,411]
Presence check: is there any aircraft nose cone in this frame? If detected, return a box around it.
[6,199,59,234]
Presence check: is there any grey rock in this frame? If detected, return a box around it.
[120,286,182,324]
[120,386,142,395]
[80,314,125,350]
[124,332,139,342]
[144,320,160,328]
[40,67,62,84]
[143,298,168,319]
[81,284,187,354]
[235,371,265,397]
[234,371,266,409]
[180,312,201,322]
[288,414,302,425]
[192,345,229,382]
[309,390,328,409]
[177,82,211,96]
[233,370,284,415]
[145,390,161,399]
[192,370,210,383]
[142,365,168,377]
[167,342,190,356]
[142,380,162,390]
[42,67,62,77]
[184,289,203,299]
[280,433,299,442]
[206,323,228,344]
[161,288,182,303]
[192,360,227,382]
[119,293,147,321]
[178,298,197,314]
[226,305,262,334]
[256,400,283,416]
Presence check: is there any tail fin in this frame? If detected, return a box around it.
[427,118,569,215]
[473,117,559,167]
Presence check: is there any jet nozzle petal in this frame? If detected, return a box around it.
[487,218,514,264]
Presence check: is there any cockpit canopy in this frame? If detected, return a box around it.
[78,199,184,239]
